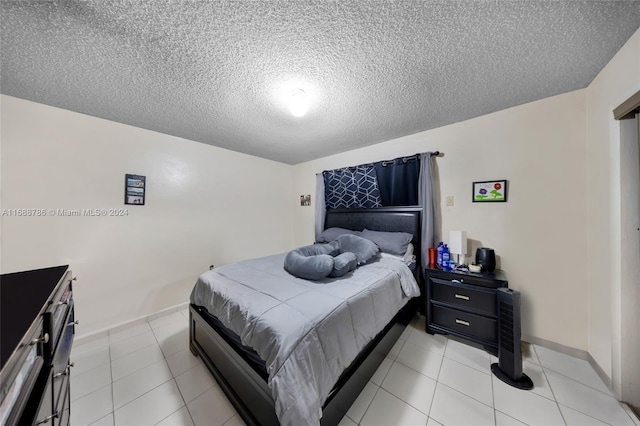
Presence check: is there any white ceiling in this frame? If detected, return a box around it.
[2,1,639,164]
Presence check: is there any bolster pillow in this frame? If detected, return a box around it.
[284,243,339,280]
[328,252,358,278]
[284,251,334,280]
[284,242,358,280]
[295,241,340,257]
[334,234,379,265]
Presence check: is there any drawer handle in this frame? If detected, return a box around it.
[67,320,79,327]
[53,362,75,378]
[36,412,59,425]
[57,300,69,306]
[451,279,462,284]
[454,294,470,301]
[455,319,470,326]
[30,333,49,345]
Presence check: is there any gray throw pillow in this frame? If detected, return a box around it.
[316,227,361,243]
[297,242,340,257]
[361,229,413,256]
[335,234,379,265]
[328,252,358,278]
[284,249,334,281]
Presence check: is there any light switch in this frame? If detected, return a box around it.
[446,196,454,206]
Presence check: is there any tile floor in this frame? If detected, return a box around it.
[70,310,639,426]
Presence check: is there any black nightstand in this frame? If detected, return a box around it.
[425,267,508,355]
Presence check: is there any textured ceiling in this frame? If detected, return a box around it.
[2,1,639,164]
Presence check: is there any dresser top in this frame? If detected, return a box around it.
[426,267,508,283]
[0,265,69,368]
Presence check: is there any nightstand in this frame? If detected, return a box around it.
[425,267,508,355]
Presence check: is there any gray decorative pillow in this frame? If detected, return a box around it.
[284,249,334,280]
[297,242,340,257]
[361,229,413,256]
[335,234,379,265]
[316,227,361,243]
[328,252,358,278]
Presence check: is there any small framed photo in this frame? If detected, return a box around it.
[125,174,146,205]
[473,179,507,202]
[300,194,311,206]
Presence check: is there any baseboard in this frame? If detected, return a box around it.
[586,351,613,390]
[624,404,640,425]
[75,301,190,345]
[522,334,612,391]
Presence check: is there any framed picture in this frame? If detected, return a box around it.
[300,194,311,206]
[473,179,507,202]
[125,174,146,205]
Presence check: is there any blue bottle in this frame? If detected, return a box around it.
[436,242,444,267]
[442,244,450,270]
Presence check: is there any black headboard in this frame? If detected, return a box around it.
[324,207,422,279]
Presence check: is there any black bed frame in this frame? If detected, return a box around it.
[189,207,422,425]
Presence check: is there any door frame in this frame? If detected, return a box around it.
[614,93,640,409]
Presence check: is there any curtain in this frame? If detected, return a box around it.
[319,152,439,268]
[323,165,383,209]
[418,152,439,266]
[374,155,420,206]
[315,173,326,241]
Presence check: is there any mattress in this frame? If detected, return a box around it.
[190,252,419,426]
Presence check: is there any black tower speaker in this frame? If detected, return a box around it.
[491,288,534,390]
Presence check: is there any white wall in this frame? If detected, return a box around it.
[293,90,589,350]
[585,27,640,393]
[0,95,294,336]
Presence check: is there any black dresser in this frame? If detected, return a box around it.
[0,266,76,426]
[425,268,507,355]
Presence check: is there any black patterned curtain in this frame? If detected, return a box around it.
[323,165,383,209]
[322,155,422,209]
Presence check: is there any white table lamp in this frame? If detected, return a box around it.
[449,230,468,265]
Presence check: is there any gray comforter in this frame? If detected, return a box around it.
[190,252,420,426]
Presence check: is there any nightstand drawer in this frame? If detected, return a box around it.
[431,279,496,317]
[428,270,507,289]
[432,305,497,343]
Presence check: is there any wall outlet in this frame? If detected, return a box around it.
[446,196,454,206]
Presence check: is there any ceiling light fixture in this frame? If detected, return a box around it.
[289,88,308,117]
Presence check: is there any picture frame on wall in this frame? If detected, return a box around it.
[472,179,507,202]
[300,194,311,206]
[125,174,146,205]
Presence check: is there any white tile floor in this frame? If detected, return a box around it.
[70,310,640,426]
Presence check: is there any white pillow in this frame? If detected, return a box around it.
[379,243,416,265]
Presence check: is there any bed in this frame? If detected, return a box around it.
[188,207,422,426]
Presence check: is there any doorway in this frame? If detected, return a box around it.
[615,91,640,411]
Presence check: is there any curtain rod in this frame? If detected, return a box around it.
[379,151,439,166]
[323,151,442,172]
